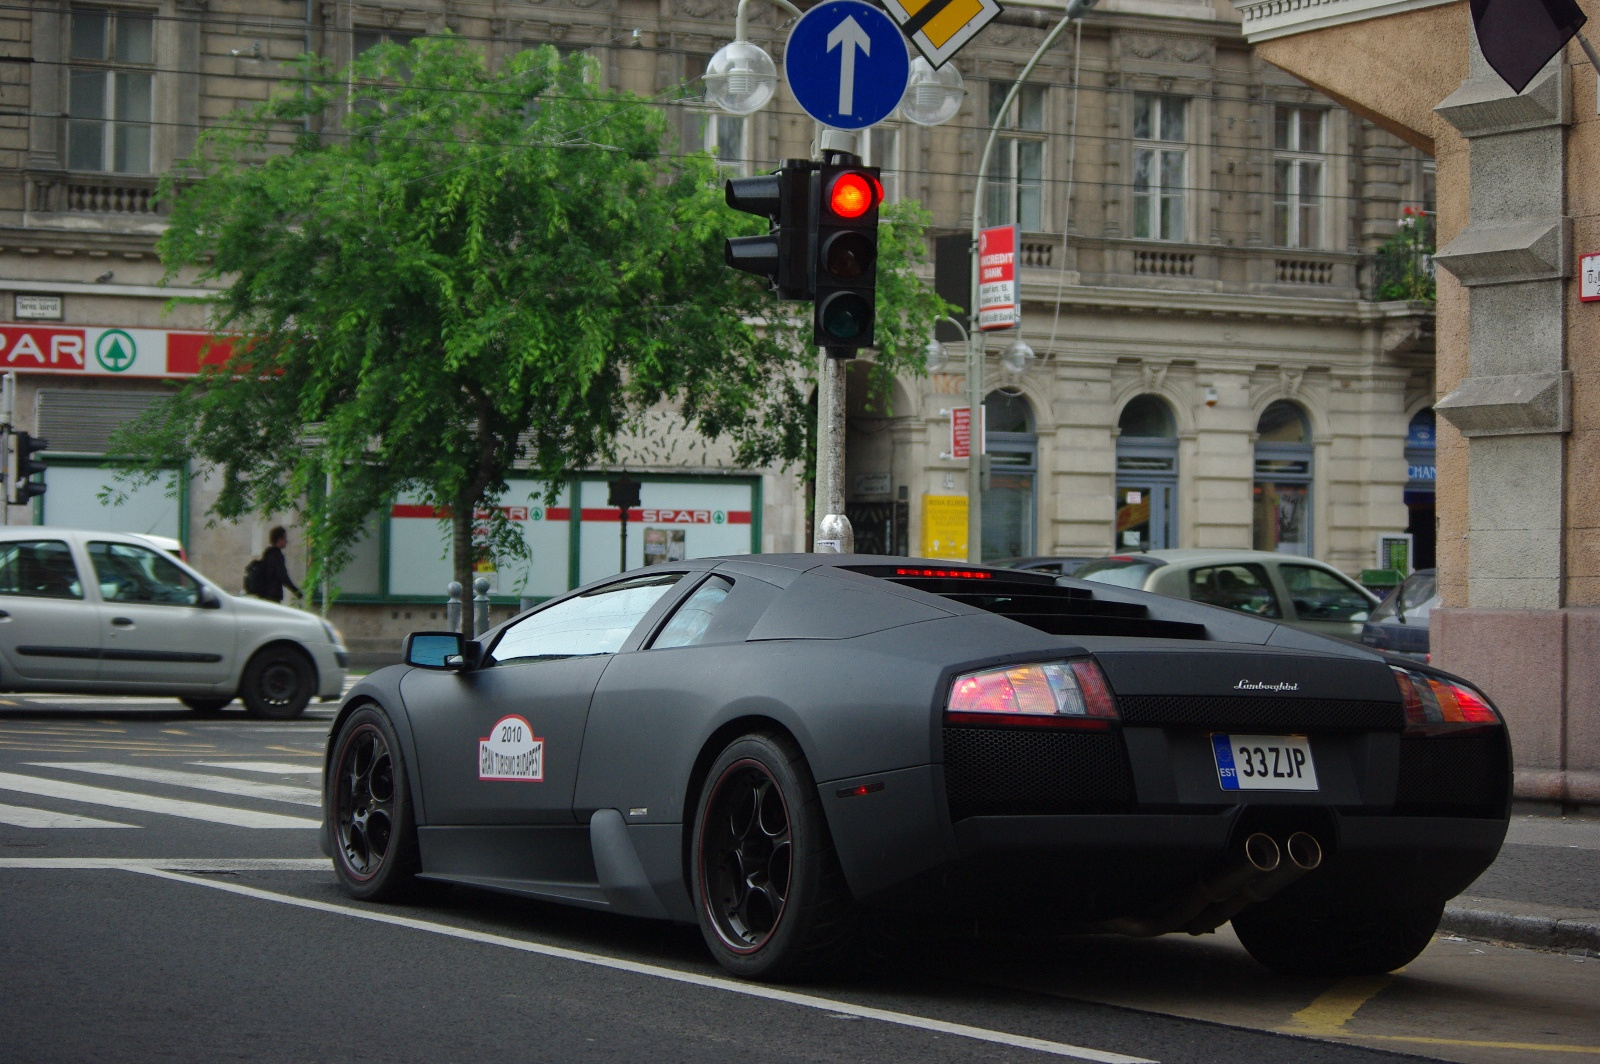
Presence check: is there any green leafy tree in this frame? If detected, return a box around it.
[115,37,946,635]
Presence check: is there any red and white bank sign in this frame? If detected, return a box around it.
[977,224,1018,331]
[0,325,232,378]
[949,405,985,459]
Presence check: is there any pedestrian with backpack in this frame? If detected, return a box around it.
[245,526,302,603]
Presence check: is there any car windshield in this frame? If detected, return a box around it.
[1371,570,1438,623]
[1075,558,1162,589]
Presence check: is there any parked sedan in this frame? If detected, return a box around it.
[1075,549,1381,643]
[323,554,1507,982]
[0,528,347,717]
[1361,568,1438,661]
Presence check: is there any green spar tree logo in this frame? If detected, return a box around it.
[712,511,726,525]
[95,329,137,373]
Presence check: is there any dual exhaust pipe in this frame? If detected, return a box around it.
[1104,830,1323,938]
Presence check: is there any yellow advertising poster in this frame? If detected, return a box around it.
[921,494,968,559]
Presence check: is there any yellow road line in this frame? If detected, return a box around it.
[1290,974,1392,1033]
[1352,1034,1600,1054]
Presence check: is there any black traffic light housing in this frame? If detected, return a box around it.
[811,156,881,351]
[7,430,47,506]
[724,160,814,301]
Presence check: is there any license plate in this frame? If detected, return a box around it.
[1212,734,1319,791]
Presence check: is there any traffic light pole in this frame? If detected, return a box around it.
[966,0,1094,564]
[813,127,858,554]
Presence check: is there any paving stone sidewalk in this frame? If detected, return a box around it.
[1443,814,1600,955]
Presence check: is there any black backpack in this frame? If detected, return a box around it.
[243,558,265,597]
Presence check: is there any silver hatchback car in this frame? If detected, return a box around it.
[0,527,347,717]
[1074,549,1382,644]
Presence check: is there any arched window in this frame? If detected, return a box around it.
[1405,408,1436,569]
[1116,395,1178,551]
[1252,400,1313,555]
[982,390,1036,561]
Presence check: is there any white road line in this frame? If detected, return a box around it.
[0,857,328,870]
[190,761,323,776]
[126,866,1155,1064]
[0,802,135,829]
[0,772,318,829]
[30,762,320,807]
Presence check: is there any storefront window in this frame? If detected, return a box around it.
[1405,408,1436,569]
[982,391,1035,561]
[1116,395,1177,551]
[1252,400,1313,556]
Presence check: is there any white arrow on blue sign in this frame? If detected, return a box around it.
[785,0,910,130]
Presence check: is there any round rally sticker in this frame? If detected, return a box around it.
[478,715,544,781]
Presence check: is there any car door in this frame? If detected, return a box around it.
[1277,562,1378,642]
[405,570,688,826]
[0,537,101,685]
[86,539,234,688]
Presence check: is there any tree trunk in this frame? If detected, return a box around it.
[452,499,475,640]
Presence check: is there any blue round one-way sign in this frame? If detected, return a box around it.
[784,0,910,130]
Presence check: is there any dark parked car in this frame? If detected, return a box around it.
[323,554,1509,981]
[1361,568,1438,661]
[994,555,1098,578]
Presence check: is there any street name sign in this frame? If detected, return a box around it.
[977,224,1019,330]
[880,0,1003,69]
[785,0,910,129]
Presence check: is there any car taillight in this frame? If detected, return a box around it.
[1391,666,1500,734]
[947,659,1118,729]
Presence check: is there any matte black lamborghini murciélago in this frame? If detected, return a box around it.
[321,555,1510,980]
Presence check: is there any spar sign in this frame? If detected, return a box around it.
[0,325,233,377]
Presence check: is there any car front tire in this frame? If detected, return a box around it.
[181,697,233,714]
[690,732,859,981]
[327,705,423,901]
[240,645,315,719]
[1232,899,1445,977]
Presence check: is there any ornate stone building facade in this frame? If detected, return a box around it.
[0,0,1434,656]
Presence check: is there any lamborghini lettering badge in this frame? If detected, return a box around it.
[479,714,545,781]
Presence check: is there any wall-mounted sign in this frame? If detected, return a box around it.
[14,294,62,320]
[0,324,232,377]
[854,472,891,496]
[921,494,968,559]
[1377,532,1413,575]
[949,405,986,459]
[977,224,1017,330]
[1582,252,1600,302]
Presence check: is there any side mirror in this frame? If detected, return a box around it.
[197,586,222,610]
[405,631,467,670]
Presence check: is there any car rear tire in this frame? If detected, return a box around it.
[690,732,859,981]
[328,705,423,902]
[240,646,314,719]
[181,697,233,714]
[1233,899,1445,977]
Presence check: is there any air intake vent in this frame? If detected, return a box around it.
[943,726,1135,820]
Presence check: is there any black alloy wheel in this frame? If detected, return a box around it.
[241,646,314,719]
[327,706,422,901]
[690,733,859,980]
[700,759,794,953]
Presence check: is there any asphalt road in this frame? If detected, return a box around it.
[0,694,1595,1064]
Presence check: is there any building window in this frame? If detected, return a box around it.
[1252,400,1313,556]
[693,112,748,176]
[68,7,154,174]
[1132,93,1186,241]
[863,124,901,204]
[1116,395,1178,551]
[981,390,1036,561]
[985,83,1045,232]
[352,28,421,55]
[1273,107,1325,249]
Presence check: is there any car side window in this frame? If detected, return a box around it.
[490,572,682,665]
[0,540,84,600]
[1189,564,1283,618]
[88,541,200,606]
[650,576,733,649]
[1280,564,1371,620]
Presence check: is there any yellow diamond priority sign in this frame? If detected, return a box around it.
[882,0,1002,68]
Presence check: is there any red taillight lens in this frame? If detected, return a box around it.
[1392,666,1499,731]
[947,659,1117,729]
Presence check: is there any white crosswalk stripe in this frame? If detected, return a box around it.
[190,761,323,776]
[0,802,135,829]
[0,771,318,829]
[30,762,321,807]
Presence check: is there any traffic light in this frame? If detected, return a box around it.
[7,430,47,506]
[724,161,813,300]
[811,161,882,349]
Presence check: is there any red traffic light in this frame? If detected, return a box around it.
[828,172,875,219]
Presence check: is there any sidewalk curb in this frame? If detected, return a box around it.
[1442,904,1600,956]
